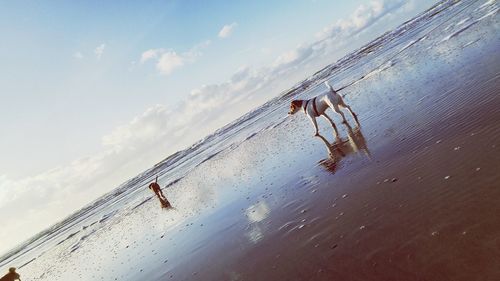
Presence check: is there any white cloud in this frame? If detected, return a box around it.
[265,0,416,78]
[102,104,171,150]
[185,40,211,61]
[73,51,84,60]
[316,0,406,40]
[94,43,106,59]
[218,22,238,38]
[140,40,211,76]
[156,51,184,75]
[140,48,163,63]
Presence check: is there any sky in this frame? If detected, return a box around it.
[0,0,439,255]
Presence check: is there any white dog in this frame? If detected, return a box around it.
[288,81,359,138]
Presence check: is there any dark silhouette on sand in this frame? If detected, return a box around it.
[149,176,172,208]
[0,268,21,281]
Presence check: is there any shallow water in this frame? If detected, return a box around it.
[1,0,499,280]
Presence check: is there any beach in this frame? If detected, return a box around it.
[157,20,500,280]
[1,0,499,280]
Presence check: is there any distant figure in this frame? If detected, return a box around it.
[0,267,21,281]
[149,176,171,208]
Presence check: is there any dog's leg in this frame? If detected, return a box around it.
[340,101,360,126]
[321,113,340,140]
[325,98,348,124]
[308,116,320,136]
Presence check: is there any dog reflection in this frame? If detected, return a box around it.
[316,124,369,173]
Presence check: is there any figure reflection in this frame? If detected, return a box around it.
[316,123,370,173]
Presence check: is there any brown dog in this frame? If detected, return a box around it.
[149,176,171,208]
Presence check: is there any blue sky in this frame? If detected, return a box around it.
[0,0,438,255]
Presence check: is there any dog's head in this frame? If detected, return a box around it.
[288,100,302,115]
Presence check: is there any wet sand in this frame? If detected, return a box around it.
[150,27,500,281]
[7,2,499,280]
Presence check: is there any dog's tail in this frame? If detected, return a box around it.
[324,81,336,93]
